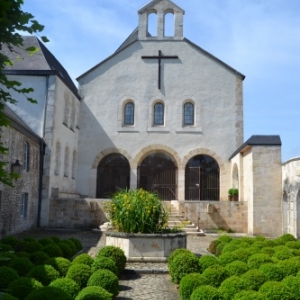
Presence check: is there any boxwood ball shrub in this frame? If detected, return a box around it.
[27,264,60,286]
[217,235,233,244]
[259,280,295,300]
[75,286,112,300]
[225,260,248,276]
[190,285,220,300]
[278,257,300,276]
[7,277,43,300]
[241,269,268,291]
[215,242,226,256]
[202,265,228,288]
[282,276,300,300]
[30,251,50,266]
[0,294,19,300]
[218,252,238,266]
[0,266,19,290]
[44,257,71,276]
[218,276,247,300]
[0,242,14,252]
[275,233,297,244]
[91,256,118,276]
[87,269,119,297]
[58,242,73,259]
[260,246,275,256]
[15,252,30,259]
[73,253,94,267]
[0,236,19,249]
[285,241,300,249]
[42,243,63,258]
[8,257,34,276]
[49,278,80,299]
[38,238,54,247]
[207,239,221,255]
[97,246,126,274]
[168,248,193,266]
[66,263,92,288]
[24,286,72,300]
[247,253,273,269]
[179,273,209,300]
[49,236,61,244]
[23,242,43,253]
[233,290,266,300]
[169,252,201,284]
[64,239,78,256]
[198,255,220,272]
[69,238,83,252]
[231,248,254,263]
[0,253,16,266]
[273,249,294,260]
[259,263,284,281]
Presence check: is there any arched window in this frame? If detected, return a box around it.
[23,142,29,171]
[64,147,69,177]
[124,102,134,125]
[70,99,76,130]
[164,12,174,37]
[72,150,77,179]
[63,97,70,126]
[54,142,61,176]
[154,102,164,125]
[148,12,157,37]
[184,102,194,126]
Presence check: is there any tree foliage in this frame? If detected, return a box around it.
[0,0,48,186]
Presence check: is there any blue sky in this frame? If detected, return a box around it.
[22,0,300,162]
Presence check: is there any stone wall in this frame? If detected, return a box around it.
[48,198,109,229]
[179,201,248,233]
[0,125,40,238]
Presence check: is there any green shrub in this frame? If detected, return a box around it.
[273,249,294,260]
[49,278,80,299]
[278,257,300,277]
[0,236,19,249]
[233,290,266,300]
[8,257,34,276]
[44,257,71,276]
[42,243,63,258]
[168,248,192,265]
[0,266,19,290]
[259,280,295,300]
[247,253,273,269]
[231,248,254,263]
[179,273,209,300]
[218,276,247,300]
[63,239,78,256]
[259,263,284,281]
[57,242,73,259]
[199,255,220,272]
[0,253,16,266]
[30,251,49,266]
[27,264,60,285]
[255,235,266,242]
[241,269,268,291]
[97,246,126,274]
[7,277,43,300]
[0,294,19,300]
[207,240,221,255]
[169,252,200,284]
[107,189,168,233]
[218,252,237,266]
[23,242,43,253]
[202,265,228,288]
[68,238,83,252]
[285,241,300,249]
[276,233,297,244]
[87,269,119,296]
[91,256,118,276]
[24,286,72,300]
[38,238,54,247]
[75,286,112,300]
[251,241,266,250]
[66,263,92,289]
[225,260,248,276]
[260,246,275,256]
[215,242,226,256]
[239,237,255,245]
[49,236,61,244]
[15,252,30,259]
[282,276,300,300]
[0,243,13,252]
[23,237,36,243]
[221,242,244,254]
[190,285,220,300]
[291,249,300,257]
[73,253,94,267]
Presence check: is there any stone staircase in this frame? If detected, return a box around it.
[166,202,205,236]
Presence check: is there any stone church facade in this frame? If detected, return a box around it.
[0,0,299,237]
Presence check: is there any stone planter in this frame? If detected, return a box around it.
[105,232,187,262]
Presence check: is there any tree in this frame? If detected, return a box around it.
[0,0,48,186]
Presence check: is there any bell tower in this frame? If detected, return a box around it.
[138,0,185,40]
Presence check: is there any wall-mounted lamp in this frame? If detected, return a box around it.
[11,159,22,176]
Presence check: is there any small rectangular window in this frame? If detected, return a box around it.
[20,193,28,218]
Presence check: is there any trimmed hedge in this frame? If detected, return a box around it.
[225,260,248,276]
[247,253,273,269]
[241,269,268,291]
[179,273,209,300]
[218,276,247,300]
[27,264,60,286]
[8,257,34,276]
[91,256,118,276]
[49,278,80,299]
[75,286,112,300]
[44,257,71,277]
[42,244,63,258]
[0,266,19,290]
[202,265,228,288]
[259,263,284,281]
[191,285,220,300]
[73,253,94,268]
[24,286,72,300]
[233,290,266,300]
[282,276,300,300]
[66,263,92,289]
[68,238,83,252]
[259,280,295,300]
[198,255,220,272]
[7,277,43,300]
[30,251,50,266]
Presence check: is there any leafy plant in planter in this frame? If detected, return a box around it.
[106,189,168,233]
[228,188,238,201]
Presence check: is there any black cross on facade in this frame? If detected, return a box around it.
[142,50,179,89]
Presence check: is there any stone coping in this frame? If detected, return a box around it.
[105,232,187,238]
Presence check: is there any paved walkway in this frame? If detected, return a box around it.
[13,229,217,300]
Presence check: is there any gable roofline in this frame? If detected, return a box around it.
[229,135,282,160]
[77,33,245,81]
[138,0,185,14]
